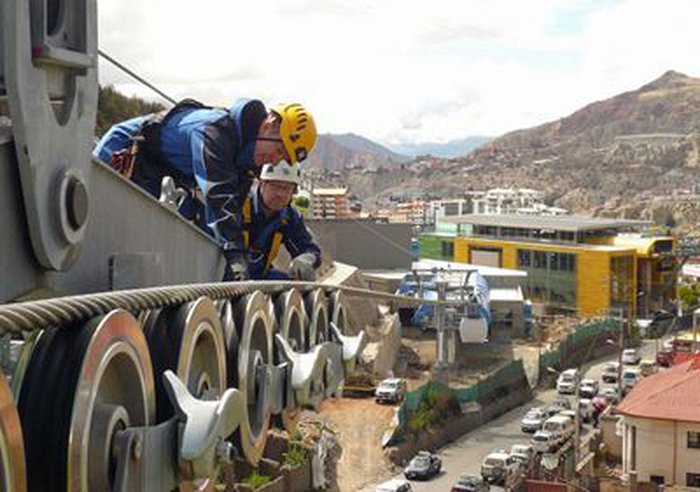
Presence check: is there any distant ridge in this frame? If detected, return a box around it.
[388,136,492,158]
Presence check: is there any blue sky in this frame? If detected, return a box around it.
[98,0,700,145]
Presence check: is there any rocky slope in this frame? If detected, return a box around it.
[343,70,700,230]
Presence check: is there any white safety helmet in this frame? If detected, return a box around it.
[259,160,301,186]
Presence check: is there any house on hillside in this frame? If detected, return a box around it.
[616,354,700,489]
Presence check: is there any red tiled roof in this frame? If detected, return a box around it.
[617,354,700,423]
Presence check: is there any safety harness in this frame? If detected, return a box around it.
[241,196,286,275]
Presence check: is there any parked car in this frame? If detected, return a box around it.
[375,378,407,404]
[376,478,413,492]
[601,362,620,384]
[521,408,546,433]
[578,379,599,399]
[622,348,641,365]
[510,444,535,470]
[550,396,572,412]
[531,430,557,453]
[599,386,620,405]
[541,404,561,419]
[621,368,641,392]
[556,369,579,394]
[451,474,490,492]
[542,415,574,444]
[480,451,519,486]
[639,359,657,377]
[404,451,442,480]
[656,349,674,368]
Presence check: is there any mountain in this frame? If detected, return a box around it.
[304,133,410,171]
[352,70,700,231]
[388,136,492,158]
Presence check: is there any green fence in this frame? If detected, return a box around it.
[395,359,528,440]
[538,317,621,380]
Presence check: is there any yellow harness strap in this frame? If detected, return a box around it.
[242,196,285,274]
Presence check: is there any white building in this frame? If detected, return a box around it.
[616,355,700,489]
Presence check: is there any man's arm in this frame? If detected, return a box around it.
[190,124,253,271]
[284,209,322,280]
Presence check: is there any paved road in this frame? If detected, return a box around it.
[365,339,660,492]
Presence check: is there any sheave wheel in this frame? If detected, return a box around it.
[231,291,274,464]
[273,289,308,431]
[0,369,26,492]
[143,297,227,423]
[304,289,329,347]
[18,310,154,492]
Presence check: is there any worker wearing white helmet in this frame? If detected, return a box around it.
[227,160,321,281]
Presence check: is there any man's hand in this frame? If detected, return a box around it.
[224,260,249,282]
[289,253,317,281]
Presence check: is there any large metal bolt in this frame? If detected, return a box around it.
[132,435,142,461]
[66,176,88,230]
[215,439,234,465]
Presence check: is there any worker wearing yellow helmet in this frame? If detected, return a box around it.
[94,98,317,281]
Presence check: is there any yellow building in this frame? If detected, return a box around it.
[443,215,674,318]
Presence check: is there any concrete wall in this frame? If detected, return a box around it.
[306,220,413,270]
[600,410,623,462]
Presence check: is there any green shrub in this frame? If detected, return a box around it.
[283,441,307,467]
[243,471,271,489]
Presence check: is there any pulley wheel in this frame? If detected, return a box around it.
[18,310,154,492]
[329,290,348,335]
[304,289,329,347]
[0,369,26,492]
[274,289,307,353]
[143,297,227,422]
[273,289,308,431]
[231,291,274,464]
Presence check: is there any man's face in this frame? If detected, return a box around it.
[254,116,291,166]
[260,180,296,212]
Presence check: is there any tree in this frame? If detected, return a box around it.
[96,85,165,137]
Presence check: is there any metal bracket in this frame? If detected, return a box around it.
[330,322,368,374]
[275,334,328,408]
[4,0,98,269]
[112,370,244,492]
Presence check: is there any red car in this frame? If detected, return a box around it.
[656,350,674,368]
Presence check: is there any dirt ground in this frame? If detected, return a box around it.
[316,398,397,492]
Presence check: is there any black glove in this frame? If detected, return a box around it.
[222,249,250,282]
[289,253,317,281]
[224,261,249,282]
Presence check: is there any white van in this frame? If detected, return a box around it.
[531,430,557,453]
[556,369,579,394]
[542,415,574,444]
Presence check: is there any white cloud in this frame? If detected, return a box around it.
[97,0,700,144]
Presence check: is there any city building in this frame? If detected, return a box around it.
[472,188,568,216]
[433,214,674,317]
[311,187,351,220]
[616,354,700,489]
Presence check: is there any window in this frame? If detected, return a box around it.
[534,251,547,269]
[650,475,665,485]
[444,203,459,216]
[517,249,531,267]
[687,473,700,487]
[441,240,454,258]
[688,431,700,449]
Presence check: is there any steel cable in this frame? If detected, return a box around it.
[0,281,446,334]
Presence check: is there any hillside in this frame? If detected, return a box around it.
[304,133,409,171]
[388,136,492,158]
[354,71,700,231]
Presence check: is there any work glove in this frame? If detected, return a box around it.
[222,249,250,282]
[289,253,317,281]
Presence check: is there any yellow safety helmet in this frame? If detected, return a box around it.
[272,103,317,164]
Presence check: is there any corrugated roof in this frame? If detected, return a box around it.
[616,355,700,423]
[441,214,652,232]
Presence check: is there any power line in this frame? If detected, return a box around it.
[98,49,177,106]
